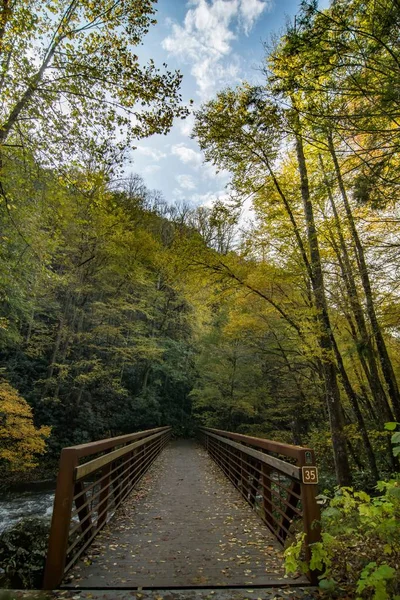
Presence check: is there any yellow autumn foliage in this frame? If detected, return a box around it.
[0,381,51,471]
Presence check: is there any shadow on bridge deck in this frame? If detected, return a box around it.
[63,440,308,590]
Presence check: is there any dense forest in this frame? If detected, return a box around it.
[0,0,399,596]
[1,0,398,485]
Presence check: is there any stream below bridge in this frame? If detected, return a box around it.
[0,481,55,533]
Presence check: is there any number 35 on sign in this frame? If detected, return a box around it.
[302,466,319,484]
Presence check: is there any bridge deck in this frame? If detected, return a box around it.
[64,440,308,589]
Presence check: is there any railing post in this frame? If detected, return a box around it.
[241,451,249,500]
[43,448,78,589]
[298,449,321,585]
[279,480,301,540]
[128,448,137,484]
[97,461,112,528]
[74,481,94,541]
[261,463,273,525]
[248,459,260,507]
[232,448,240,486]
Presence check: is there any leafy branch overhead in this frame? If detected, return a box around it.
[0,0,188,165]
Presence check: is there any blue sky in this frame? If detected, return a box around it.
[131,0,327,207]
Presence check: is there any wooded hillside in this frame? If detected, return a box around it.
[0,0,399,494]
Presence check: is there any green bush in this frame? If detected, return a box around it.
[285,423,400,599]
[285,482,400,598]
[0,518,50,589]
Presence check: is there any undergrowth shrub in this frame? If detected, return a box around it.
[0,518,50,589]
[285,424,400,599]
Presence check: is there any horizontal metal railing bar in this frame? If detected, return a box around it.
[209,446,293,541]
[209,447,291,542]
[209,447,262,500]
[67,452,154,553]
[200,428,321,585]
[208,440,303,505]
[206,431,301,480]
[200,426,312,462]
[262,504,292,537]
[214,453,302,519]
[115,435,169,510]
[209,442,299,515]
[72,435,161,503]
[208,438,302,500]
[77,434,167,533]
[64,426,170,459]
[66,435,168,557]
[261,493,301,527]
[212,441,295,495]
[208,435,288,481]
[75,430,166,480]
[208,435,292,483]
[64,518,103,574]
[72,445,145,503]
[262,519,286,544]
[69,438,164,534]
[209,444,260,492]
[205,434,301,520]
[112,438,166,509]
[71,437,162,518]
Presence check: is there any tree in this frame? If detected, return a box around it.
[194,85,352,485]
[0,379,50,471]
[0,156,199,454]
[269,0,400,432]
[0,0,188,167]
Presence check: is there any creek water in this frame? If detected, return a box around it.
[0,481,55,533]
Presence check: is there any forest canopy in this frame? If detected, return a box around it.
[0,0,399,499]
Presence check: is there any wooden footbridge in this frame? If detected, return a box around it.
[43,427,321,595]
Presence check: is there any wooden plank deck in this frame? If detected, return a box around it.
[64,440,308,589]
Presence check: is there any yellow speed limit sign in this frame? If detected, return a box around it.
[302,466,319,484]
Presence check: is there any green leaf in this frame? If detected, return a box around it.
[388,486,400,498]
[384,422,397,431]
[375,564,396,579]
[319,578,336,592]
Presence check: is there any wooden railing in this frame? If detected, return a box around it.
[43,426,171,589]
[199,427,321,582]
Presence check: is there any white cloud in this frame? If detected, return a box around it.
[142,164,162,175]
[171,143,231,185]
[189,189,231,207]
[162,0,270,99]
[171,143,203,167]
[191,55,241,99]
[202,163,231,183]
[239,0,268,34]
[136,146,167,161]
[176,174,197,190]
[179,113,196,137]
[163,0,237,61]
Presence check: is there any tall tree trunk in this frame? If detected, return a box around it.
[142,364,151,393]
[294,122,352,485]
[327,134,400,421]
[43,315,64,399]
[320,154,394,422]
[329,328,379,481]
